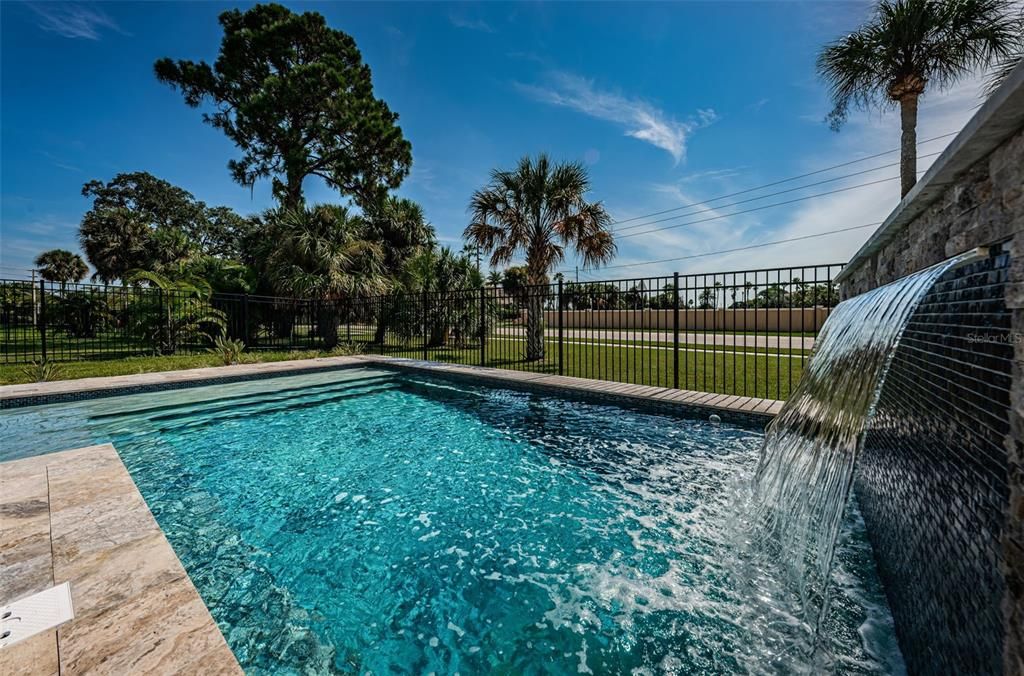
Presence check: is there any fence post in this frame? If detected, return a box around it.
[673,272,680,390]
[38,280,48,362]
[479,286,486,367]
[558,278,564,376]
[242,293,250,347]
[422,289,428,361]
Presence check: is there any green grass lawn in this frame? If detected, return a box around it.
[349,334,802,400]
[2,333,802,399]
[0,349,341,385]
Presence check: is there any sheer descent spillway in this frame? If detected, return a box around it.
[750,250,980,631]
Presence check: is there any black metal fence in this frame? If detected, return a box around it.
[1,263,843,399]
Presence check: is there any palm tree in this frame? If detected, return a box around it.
[817,0,1019,197]
[127,270,226,354]
[400,247,483,347]
[264,204,387,349]
[365,196,436,275]
[465,154,614,360]
[986,8,1024,92]
[79,207,152,282]
[34,249,88,288]
[363,196,435,343]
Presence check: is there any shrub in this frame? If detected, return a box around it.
[21,360,63,382]
[208,336,246,365]
[328,341,364,357]
[495,304,521,321]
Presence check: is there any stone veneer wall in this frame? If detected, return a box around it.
[839,126,1022,673]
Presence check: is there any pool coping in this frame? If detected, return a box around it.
[0,443,242,675]
[0,355,783,421]
[358,356,782,423]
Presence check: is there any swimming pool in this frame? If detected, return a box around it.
[0,367,903,674]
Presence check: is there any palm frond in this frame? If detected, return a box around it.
[464,154,614,281]
[816,0,1020,127]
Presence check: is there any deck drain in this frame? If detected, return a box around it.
[0,582,74,650]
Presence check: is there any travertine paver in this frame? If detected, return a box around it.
[0,445,241,675]
[0,456,58,676]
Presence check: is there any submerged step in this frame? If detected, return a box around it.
[155,384,402,431]
[89,373,398,421]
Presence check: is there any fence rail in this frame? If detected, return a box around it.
[1,264,843,400]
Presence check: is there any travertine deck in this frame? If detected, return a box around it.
[0,444,241,675]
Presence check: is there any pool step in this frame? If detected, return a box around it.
[91,373,398,421]
[152,383,402,431]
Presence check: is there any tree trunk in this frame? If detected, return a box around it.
[276,171,305,212]
[317,304,340,350]
[525,292,545,361]
[523,261,548,362]
[281,188,303,212]
[899,93,919,198]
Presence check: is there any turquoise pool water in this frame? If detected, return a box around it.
[0,367,904,674]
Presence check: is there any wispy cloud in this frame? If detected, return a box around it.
[748,98,770,113]
[38,150,82,173]
[677,167,746,184]
[573,76,987,279]
[516,72,715,163]
[25,2,124,40]
[449,13,494,33]
[384,25,413,66]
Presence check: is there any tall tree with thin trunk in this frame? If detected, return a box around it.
[465,154,614,361]
[155,3,411,211]
[817,0,1019,197]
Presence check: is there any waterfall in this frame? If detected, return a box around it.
[750,251,977,632]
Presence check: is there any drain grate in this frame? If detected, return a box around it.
[0,582,74,649]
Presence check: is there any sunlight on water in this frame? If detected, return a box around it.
[0,368,905,674]
[750,253,972,637]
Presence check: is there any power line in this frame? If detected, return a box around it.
[608,130,957,226]
[563,222,882,274]
[612,152,939,233]
[618,174,903,240]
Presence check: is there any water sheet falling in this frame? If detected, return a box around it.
[751,251,977,632]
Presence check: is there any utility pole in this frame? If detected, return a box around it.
[575,265,579,283]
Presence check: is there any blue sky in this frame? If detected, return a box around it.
[1,1,986,281]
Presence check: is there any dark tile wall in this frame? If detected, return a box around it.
[855,244,1014,675]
